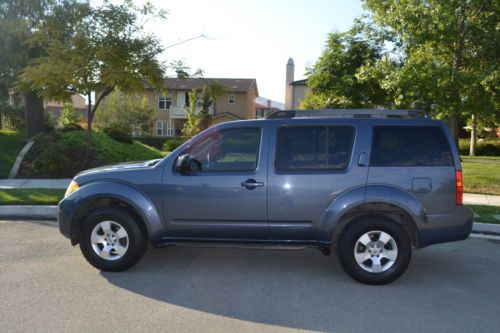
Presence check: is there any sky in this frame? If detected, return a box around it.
[129,0,363,103]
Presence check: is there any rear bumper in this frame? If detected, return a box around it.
[418,205,474,248]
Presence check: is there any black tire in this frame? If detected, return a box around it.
[79,206,148,272]
[337,216,411,285]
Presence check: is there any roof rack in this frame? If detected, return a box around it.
[266,109,430,120]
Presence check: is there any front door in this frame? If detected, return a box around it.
[162,126,268,240]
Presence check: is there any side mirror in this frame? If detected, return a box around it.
[176,154,192,174]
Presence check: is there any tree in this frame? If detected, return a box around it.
[95,90,155,135]
[301,25,387,109]
[0,0,52,138]
[181,89,202,138]
[362,0,499,149]
[17,0,166,162]
[205,80,227,114]
[198,80,227,130]
[59,100,82,128]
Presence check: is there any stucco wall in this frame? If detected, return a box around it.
[292,85,307,109]
[213,92,248,119]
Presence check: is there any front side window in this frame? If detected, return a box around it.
[276,126,354,171]
[228,95,235,104]
[181,127,261,172]
[371,126,453,166]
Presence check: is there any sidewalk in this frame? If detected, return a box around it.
[463,193,500,206]
[0,179,71,189]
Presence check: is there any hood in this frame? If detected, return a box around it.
[77,159,161,177]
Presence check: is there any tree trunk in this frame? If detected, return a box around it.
[449,117,460,147]
[449,7,466,145]
[84,93,93,164]
[469,113,477,156]
[23,90,44,139]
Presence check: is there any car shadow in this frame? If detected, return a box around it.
[99,241,487,332]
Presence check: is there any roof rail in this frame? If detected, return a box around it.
[266,109,430,120]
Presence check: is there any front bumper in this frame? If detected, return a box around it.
[58,193,80,244]
[418,205,474,248]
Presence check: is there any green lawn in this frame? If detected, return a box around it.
[0,130,26,178]
[461,156,500,195]
[0,189,65,205]
[468,205,500,224]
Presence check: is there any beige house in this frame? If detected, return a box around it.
[143,78,259,137]
[44,94,87,109]
[284,58,308,110]
[44,94,89,127]
[255,99,282,119]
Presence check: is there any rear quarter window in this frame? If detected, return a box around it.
[371,126,453,166]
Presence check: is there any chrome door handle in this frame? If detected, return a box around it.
[241,179,265,189]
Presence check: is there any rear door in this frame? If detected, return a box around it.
[367,123,456,214]
[267,120,370,241]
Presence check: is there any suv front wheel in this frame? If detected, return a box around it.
[337,216,411,285]
[79,206,148,272]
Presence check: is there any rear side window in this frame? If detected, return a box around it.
[276,126,354,171]
[371,126,453,166]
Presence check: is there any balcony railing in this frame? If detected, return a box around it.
[169,105,215,119]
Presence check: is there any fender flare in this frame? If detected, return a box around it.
[69,181,164,241]
[321,185,426,243]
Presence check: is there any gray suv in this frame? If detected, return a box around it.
[58,109,473,284]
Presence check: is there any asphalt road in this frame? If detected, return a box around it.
[1,219,499,333]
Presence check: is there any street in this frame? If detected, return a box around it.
[1,219,499,333]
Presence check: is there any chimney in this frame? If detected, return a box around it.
[285,58,294,110]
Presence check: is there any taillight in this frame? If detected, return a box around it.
[455,171,463,205]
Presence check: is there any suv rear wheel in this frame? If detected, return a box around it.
[337,216,411,285]
[79,206,147,271]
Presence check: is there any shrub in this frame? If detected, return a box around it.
[0,105,25,130]
[32,141,70,176]
[44,113,57,133]
[135,137,167,149]
[459,138,500,156]
[104,125,133,144]
[60,123,84,132]
[161,138,185,152]
[478,143,500,156]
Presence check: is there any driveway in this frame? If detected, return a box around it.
[1,219,499,332]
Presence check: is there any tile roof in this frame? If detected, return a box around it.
[164,78,257,93]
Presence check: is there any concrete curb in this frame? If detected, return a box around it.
[472,222,500,236]
[1,205,500,236]
[0,205,58,220]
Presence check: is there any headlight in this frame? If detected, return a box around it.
[65,180,79,197]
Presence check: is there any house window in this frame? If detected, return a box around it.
[228,95,235,104]
[196,95,204,108]
[158,94,172,110]
[156,120,175,137]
